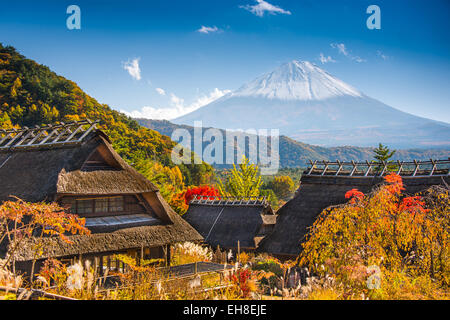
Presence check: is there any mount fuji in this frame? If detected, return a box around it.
[173,61,450,148]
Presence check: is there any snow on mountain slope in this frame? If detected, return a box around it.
[232,60,362,100]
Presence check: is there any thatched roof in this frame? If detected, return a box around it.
[10,221,203,262]
[0,128,157,202]
[258,174,450,258]
[0,121,204,261]
[183,198,275,250]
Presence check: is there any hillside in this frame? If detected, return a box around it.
[137,118,450,168]
[0,44,213,185]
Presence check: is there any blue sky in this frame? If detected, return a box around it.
[1,0,449,122]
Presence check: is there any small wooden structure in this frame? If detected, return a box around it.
[258,158,450,260]
[183,196,276,252]
[0,120,203,274]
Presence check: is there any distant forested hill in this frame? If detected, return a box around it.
[137,118,450,168]
[0,44,213,185]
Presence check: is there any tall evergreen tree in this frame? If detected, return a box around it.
[373,143,396,162]
[373,143,397,172]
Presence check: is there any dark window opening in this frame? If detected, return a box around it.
[70,196,124,215]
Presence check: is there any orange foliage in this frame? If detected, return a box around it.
[0,198,90,270]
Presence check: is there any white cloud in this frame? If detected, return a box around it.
[240,0,291,17]
[155,87,166,95]
[377,50,389,60]
[197,26,220,34]
[331,43,366,63]
[123,58,141,80]
[352,56,366,63]
[122,88,231,120]
[331,43,349,56]
[318,53,336,64]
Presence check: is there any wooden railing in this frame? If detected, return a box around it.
[189,195,268,206]
[0,119,99,150]
[305,159,450,177]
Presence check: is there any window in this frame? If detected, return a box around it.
[108,197,124,212]
[70,196,124,215]
[76,199,93,214]
[95,198,109,213]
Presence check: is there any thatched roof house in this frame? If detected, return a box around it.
[258,160,450,259]
[183,196,276,251]
[0,120,202,272]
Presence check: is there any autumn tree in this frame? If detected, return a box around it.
[259,189,280,209]
[298,173,449,298]
[0,111,13,129]
[0,198,90,280]
[267,175,295,200]
[216,156,262,198]
[135,160,184,201]
[184,185,220,204]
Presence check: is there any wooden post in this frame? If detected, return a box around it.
[237,240,240,265]
[94,257,98,276]
[99,255,103,276]
[167,245,171,266]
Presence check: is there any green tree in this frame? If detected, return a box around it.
[373,143,397,172]
[217,156,262,198]
[267,175,295,200]
[373,143,396,162]
[260,189,279,209]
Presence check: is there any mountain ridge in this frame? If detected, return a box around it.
[137,118,450,168]
[174,60,450,149]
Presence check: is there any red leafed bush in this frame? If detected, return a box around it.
[230,269,257,298]
[184,185,221,205]
[345,189,365,203]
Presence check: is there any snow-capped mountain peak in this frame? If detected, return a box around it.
[231,60,362,100]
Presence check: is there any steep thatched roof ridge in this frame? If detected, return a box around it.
[0,130,157,202]
[258,174,450,258]
[11,221,203,262]
[183,203,274,250]
[56,133,158,195]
